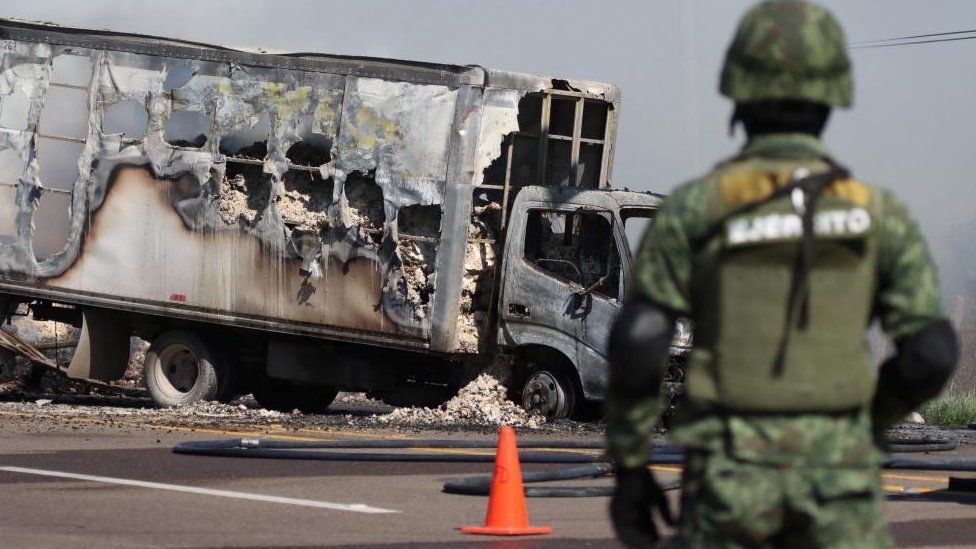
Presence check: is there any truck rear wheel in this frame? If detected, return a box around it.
[251,377,338,414]
[144,330,233,407]
[520,366,578,420]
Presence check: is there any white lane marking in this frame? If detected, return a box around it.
[0,466,397,514]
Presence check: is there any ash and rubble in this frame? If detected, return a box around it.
[217,173,259,225]
[393,204,441,320]
[278,170,333,233]
[373,374,546,428]
[456,203,500,352]
[0,313,149,389]
[887,422,976,446]
[0,375,547,429]
[0,324,567,432]
[0,315,545,431]
[0,384,582,436]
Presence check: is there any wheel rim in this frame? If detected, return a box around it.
[521,370,566,419]
[154,343,200,398]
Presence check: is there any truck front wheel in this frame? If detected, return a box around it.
[144,330,233,407]
[519,366,578,420]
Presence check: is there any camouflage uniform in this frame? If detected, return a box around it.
[606,2,943,547]
[608,133,941,548]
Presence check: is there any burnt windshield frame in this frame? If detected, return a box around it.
[522,207,622,301]
[620,207,656,257]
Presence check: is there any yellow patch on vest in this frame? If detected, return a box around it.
[825,178,872,207]
[719,170,780,206]
[719,169,872,208]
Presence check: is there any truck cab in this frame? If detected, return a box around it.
[499,186,691,418]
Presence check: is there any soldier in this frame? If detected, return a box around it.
[606,1,959,547]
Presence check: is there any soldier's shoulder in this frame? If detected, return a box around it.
[660,169,723,210]
[712,156,886,212]
[872,186,913,217]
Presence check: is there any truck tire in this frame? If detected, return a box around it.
[144,330,233,407]
[251,377,338,414]
[519,365,578,420]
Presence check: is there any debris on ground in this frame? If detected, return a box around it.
[0,315,557,435]
[9,315,80,345]
[373,374,546,428]
[0,313,149,396]
[0,398,289,423]
[905,411,926,425]
[337,392,378,404]
[0,358,145,400]
[886,421,976,446]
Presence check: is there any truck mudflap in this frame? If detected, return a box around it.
[67,309,129,382]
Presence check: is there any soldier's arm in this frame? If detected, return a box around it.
[606,192,693,469]
[871,191,958,436]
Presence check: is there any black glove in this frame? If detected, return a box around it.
[870,319,957,442]
[610,466,675,547]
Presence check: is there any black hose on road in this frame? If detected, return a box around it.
[444,464,616,497]
[883,457,976,472]
[443,464,683,497]
[172,436,968,498]
[174,437,686,464]
[886,437,957,453]
[173,438,684,497]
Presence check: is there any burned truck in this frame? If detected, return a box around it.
[0,20,685,418]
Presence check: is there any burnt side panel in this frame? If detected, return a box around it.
[0,37,461,341]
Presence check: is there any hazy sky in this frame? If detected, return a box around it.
[2,0,975,290]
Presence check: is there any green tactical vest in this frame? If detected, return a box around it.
[684,160,881,412]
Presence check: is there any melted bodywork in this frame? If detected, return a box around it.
[0,20,620,356]
[500,187,663,399]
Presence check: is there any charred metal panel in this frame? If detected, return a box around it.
[484,69,621,102]
[497,186,661,399]
[0,18,484,88]
[0,33,461,342]
[335,76,457,333]
[472,88,522,187]
[459,81,621,353]
[430,83,484,353]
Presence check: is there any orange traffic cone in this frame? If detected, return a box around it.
[462,426,553,536]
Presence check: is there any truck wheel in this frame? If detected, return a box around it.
[251,377,338,414]
[144,330,233,407]
[520,367,577,420]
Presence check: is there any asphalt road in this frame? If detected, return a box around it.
[1,411,975,548]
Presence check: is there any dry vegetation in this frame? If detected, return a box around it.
[919,387,976,428]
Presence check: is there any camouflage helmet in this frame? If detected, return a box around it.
[720,0,853,108]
